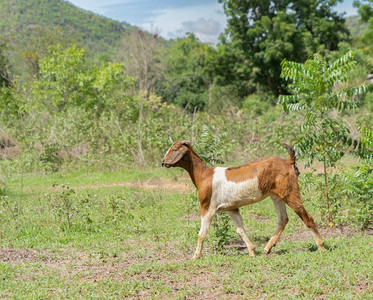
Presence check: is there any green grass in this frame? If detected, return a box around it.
[0,169,372,299]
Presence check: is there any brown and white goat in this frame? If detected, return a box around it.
[162,141,326,259]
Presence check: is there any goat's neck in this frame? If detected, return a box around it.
[183,151,211,190]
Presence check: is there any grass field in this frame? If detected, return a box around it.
[0,168,372,299]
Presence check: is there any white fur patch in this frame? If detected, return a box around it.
[212,167,263,210]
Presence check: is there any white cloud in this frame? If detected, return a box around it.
[140,2,226,44]
[182,18,221,36]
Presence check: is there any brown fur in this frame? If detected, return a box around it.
[225,161,259,182]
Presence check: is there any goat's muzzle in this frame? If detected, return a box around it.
[162,160,171,168]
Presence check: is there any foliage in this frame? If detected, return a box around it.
[357,124,373,162]
[49,184,77,229]
[34,44,133,115]
[337,165,373,228]
[39,142,62,173]
[157,34,214,112]
[241,93,272,115]
[0,45,137,172]
[279,50,367,222]
[193,125,227,165]
[301,166,373,229]
[279,51,367,166]
[211,212,235,252]
[217,0,349,97]
[345,15,369,37]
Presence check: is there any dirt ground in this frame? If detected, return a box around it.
[70,177,194,193]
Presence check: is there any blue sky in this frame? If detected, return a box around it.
[67,0,357,44]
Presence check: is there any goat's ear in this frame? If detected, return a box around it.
[167,146,189,165]
[181,140,191,146]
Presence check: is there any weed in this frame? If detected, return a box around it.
[49,184,76,229]
[0,185,22,229]
[211,212,235,253]
[107,194,133,224]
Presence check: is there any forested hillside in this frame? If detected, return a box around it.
[0,0,132,69]
[346,15,369,36]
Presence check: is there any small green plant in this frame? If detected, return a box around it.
[241,93,271,116]
[211,212,234,253]
[78,193,93,230]
[0,194,21,228]
[40,142,62,173]
[49,184,76,229]
[107,194,134,225]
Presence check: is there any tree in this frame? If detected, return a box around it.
[118,29,164,164]
[278,50,367,223]
[157,33,214,112]
[23,44,132,117]
[217,0,349,98]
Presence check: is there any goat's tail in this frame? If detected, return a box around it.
[283,142,300,176]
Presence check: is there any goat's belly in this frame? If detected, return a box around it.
[212,177,263,210]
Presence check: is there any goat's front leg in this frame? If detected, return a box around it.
[192,209,216,260]
[226,209,256,257]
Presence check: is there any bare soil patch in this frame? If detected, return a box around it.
[71,177,194,193]
[0,248,40,263]
[282,225,372,243]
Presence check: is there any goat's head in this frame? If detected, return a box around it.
[162,140,191,168]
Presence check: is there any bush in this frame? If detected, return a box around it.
[300,165,373,229]
[241,93,271,116]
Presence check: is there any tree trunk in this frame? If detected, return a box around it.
[137,92,145,165]
[323,154,332,224]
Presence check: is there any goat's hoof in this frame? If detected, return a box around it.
[248,250,256,258]
[319,246,327,253]
[192,254,200,260]
[263,248,271,255]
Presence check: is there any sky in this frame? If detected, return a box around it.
[67,0,358,44]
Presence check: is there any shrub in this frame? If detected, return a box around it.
[300,165,373,229]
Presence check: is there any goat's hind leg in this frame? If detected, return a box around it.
[226,209,256,257]
[264,196,289,254]
[284,194,327,252]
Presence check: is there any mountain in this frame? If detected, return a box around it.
[345,15,369,37]
[0,0,133,59]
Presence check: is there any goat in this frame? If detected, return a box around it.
[162,141,326,260]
